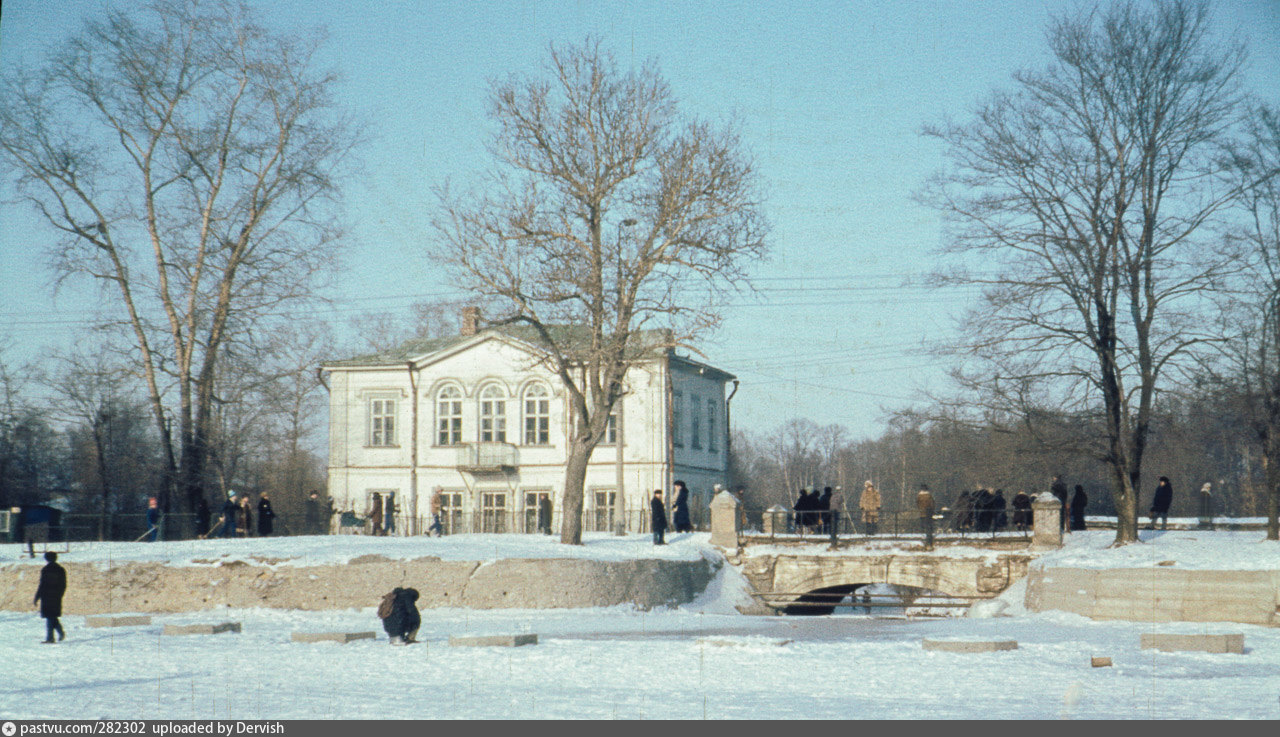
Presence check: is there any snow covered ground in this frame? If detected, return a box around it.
[3,530,1278,719]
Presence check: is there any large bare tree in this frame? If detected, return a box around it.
[433,39,768,544]
[921,0,1248,544]
[1227,105,1280,539]
[0,0,358,534]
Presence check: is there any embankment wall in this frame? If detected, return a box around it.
[0,555,718,613]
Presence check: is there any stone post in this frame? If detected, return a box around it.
[709,490,741,548]
[1031,493,1063,549]
[762,505,787,537]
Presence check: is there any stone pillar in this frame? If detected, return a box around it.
[1031,493,1063,549]
[762,505,787,536]
[709,490,741,548]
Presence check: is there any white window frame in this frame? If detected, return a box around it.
[368,397,397,447]
[436,385,463,446]
[522,383,551,446]
[479,384,507,443]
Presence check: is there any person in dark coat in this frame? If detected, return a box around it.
[818,487,833,534]
[537,494,553,535]
[1150,477,1173,530]
[304,491,320,535]
[793,488,810,533]
[650,489,668,545]
[145,497,161,542]
[974,488,994,533]
[380,587,421,645]
[1070,485,1088,530]
[953,491,973,532]
[1051,475,1070,532]
[238,494,253,537]
[1011,490,1032,532]
[219,492,239,538]
[672,480,693,533]
[257,492,276,536]
[991,490,1008,532]
[195,496,211,538]
[369,492,384,536]
[34,551,66,643]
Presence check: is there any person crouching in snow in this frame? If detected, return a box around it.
[379,587,421,645]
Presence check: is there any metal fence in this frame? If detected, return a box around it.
[740,508,1032,543]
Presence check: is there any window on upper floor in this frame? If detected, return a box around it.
[522,383,550,446]
[603,407,620,445]
[368,397,397,447]
[690,393,702,449]
[672,390,683,447]
[436,385,463,446]
[707,397,719,453]
[479,384,507,443]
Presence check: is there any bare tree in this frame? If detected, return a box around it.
[1225,105,1280,539]
[0,0,358,534]
[921,0,1248,544]
[432,39,768,544]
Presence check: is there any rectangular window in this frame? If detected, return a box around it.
[591,490,617,533]
[604,408,620,445]
[672,390,683,447]
[440,491,464,534]
[480,400,507,442]
[523,490,552,534]
[523,393,550,445]
[437,392,462,446]
[707,398,719,452]
[369,398,397,447]
[690,393,702,450]
[480,491,508,533]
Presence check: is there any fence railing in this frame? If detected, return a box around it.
[740,508,1032,543]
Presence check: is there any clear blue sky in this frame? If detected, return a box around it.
[2,0,1278,440]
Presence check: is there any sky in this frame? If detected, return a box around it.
[2,0,1279,441]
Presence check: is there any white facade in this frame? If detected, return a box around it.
[322,329,735,534]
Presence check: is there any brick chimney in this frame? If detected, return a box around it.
[461,306,482,336]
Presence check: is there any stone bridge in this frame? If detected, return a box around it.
[728,550,1033,613]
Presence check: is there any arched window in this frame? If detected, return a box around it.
[523,383,550,445]
[436,385,463,446]
[479,384,507,442]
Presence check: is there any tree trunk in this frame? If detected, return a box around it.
[560,439,592,545]
[1265,442,1280,541]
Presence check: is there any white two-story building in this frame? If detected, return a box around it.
[321,314,737,535]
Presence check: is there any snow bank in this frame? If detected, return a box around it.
[1,531,712,570]
[1035,529,1280,571]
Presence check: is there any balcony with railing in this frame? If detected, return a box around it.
[455,441,518,473]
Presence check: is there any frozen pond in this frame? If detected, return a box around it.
[5,603,1278,720]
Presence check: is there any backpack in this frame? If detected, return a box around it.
[377,590,397,620]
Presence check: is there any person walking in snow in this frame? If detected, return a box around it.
[428,487,444,537]
[368,492,384,536]
[1011,490,1032,532]
[672,480,693,533]
[304,490,321,535]
[1070,485,1088,531]
[238,494,253,537]
[1149,477,1173,530]
[650,489,668,545]
[916,484,936,549]
[859,481,881,536]
[145,497,161,542]
[378,587,421,645]
[257,492,276,537]
[1050,475,1070,532]
[219,492,240,539]
[34,551,66,644]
